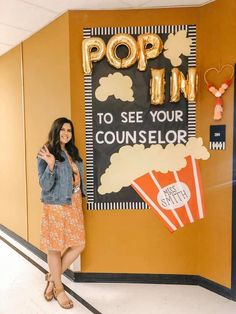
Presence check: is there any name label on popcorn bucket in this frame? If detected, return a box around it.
[157,182,191,209]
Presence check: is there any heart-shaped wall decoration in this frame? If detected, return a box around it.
[204,64,234,121]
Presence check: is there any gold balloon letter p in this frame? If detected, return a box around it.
[82,37,106,75]
[138,34,163,71]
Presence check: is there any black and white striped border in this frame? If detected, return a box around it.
[91,25,187,36]
[83,25,196,210]
[87,202,149,210]
[83,28,95,204]
[84,74,95,203]
[187,25,197,138]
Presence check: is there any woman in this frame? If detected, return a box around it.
[37,117,86,309]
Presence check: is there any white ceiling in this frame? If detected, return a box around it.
[0,0,214,56]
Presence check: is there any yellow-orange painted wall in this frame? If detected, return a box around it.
[0,45,27,239]
[23,13,71,246]
[69,0,235,287]
[196,0,236,287]
[69,8,201,276]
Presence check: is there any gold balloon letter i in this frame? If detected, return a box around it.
[150,68,166,105]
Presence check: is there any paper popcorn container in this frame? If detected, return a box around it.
[131,156,206,232]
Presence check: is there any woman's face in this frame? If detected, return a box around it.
[60,123,72,146]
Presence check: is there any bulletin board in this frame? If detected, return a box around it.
[83,25,197,211]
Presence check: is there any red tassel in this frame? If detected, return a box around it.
[215,97,223,106]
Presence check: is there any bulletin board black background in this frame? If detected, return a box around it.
[92,33,189,203]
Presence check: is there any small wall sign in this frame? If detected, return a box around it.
[210,125,226,150]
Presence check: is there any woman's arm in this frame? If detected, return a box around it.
[37,145,56,192]
[37,157,56,192]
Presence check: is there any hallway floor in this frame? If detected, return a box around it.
[1,230,236,314]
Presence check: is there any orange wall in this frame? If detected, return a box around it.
[0,45,27,239]
[197,0,236,287]
[69,0,235,287]
[69,8,201,275]
[23,13,71,246]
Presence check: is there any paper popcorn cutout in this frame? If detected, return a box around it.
[98,137,209,195]
[98,138,210,232]
[95,72,134,102]
[164,30,192,66]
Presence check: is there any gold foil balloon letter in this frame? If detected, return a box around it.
[106,34,138,69]
[150,68,166,105]
[137,34,163,71]
[170,68,187,102]
[170,67,198,103]
[187,67,198,102]
[82,37,106,75]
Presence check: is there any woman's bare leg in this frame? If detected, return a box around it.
[47,250,62,287]
[46,250,72,307]
[45,245,84,299]
[61,243,85,273]
[45,250,60,298]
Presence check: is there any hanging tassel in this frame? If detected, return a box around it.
[213,98,223,121]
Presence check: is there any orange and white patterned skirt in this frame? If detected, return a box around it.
[40,190,85,252]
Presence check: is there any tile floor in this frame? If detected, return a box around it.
[1,230,236,314]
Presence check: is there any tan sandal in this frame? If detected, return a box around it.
[43,273,54,301]
[53,285,73,309]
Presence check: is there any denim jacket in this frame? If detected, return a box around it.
[37,151,86,205]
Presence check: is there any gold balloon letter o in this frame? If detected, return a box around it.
[106,34,138,69]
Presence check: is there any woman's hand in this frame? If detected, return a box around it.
[37,145,55,171]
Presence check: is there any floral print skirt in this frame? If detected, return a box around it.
[40,191,85,252]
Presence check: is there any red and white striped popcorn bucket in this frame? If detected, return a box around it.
[131,156,206,232]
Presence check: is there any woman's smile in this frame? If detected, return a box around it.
[60,123,72,145]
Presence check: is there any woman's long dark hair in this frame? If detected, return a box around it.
[46,117,82,162]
